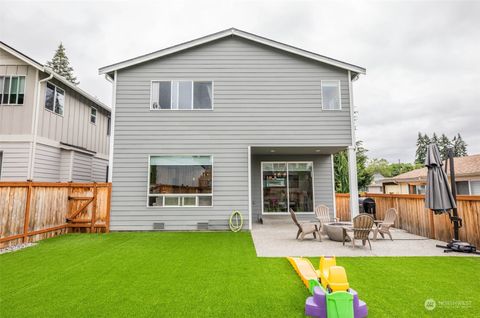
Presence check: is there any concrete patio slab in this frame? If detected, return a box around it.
[251,219,479,257]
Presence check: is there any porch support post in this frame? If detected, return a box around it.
[247,146,252,230]
[348,146,359,220]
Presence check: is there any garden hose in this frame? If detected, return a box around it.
[229,210,244,232]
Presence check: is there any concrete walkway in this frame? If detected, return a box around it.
[251,219,478,257]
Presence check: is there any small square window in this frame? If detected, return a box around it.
[165,197,180,206]
[148,196,163,206]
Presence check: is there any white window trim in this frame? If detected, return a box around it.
[321,80,342,111]
[0,75,27,106]
[146,154,214,208]
[260,161,315,215]
[45,82,65,117]
[90,106,97,125]
[149,80,214,111]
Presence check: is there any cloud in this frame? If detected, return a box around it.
[1,0,479,162]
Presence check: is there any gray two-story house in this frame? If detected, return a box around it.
[99,28,365,231]
[0,42,110,182]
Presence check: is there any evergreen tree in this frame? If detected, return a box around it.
[46,43,79,85]
[415,132,430,164]
[438,133,451,160]
[452,133,468,157]
[333,141,373,193]
[431,132,439,146]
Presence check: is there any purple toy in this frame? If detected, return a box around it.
[305,286,327,318]
[304,286,368,318]
[350,288,368,318]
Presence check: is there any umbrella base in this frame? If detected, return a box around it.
[436,240,480,255]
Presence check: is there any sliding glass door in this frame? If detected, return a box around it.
[262,162,314,214]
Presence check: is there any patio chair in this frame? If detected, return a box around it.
[373,208,397,241]
[289,208,321,241]
[342,213,374,250]
[314,204,338,235]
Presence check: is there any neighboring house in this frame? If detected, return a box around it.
[390,154,480,195]
[99,28,365,231]
[367,173,385,193]
[0,42,110,182]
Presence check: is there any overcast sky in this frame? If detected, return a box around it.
[1,0,479,162]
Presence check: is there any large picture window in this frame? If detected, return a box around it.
[148,155,213,207]
[45,82,65,115]
[262,162,314,213]
[0,76,26,105]
[151,80,213,110]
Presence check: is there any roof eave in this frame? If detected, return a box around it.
[44,68,111,113]
[98,28,366,76]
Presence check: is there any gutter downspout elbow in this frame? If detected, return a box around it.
[29,69,54,180]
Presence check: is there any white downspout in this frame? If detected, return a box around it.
[348,70,360,219]
[105,71,117,182]
[29,69,53,180]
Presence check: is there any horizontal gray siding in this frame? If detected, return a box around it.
[72,151,93,182]
[112,36,352,231]
[59,149,72,182]
[92,157,108,182]
[33,143,61,181]
[251,154,334,222]
[0,142,30,180]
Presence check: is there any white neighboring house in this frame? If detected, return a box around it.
[0,41,110,182]
[367,173,386,193]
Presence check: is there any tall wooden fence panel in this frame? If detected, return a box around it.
[0,182,111,248]
[336,193,480,247]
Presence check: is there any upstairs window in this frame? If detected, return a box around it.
[45,82,65,116]
[321,80,341,110]
[0,76,26,105]
[90,107,97,124]
[151,80,213,110]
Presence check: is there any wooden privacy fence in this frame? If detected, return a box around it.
[0,182,111,248]
[336,193,480,247]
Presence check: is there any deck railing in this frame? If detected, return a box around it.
[0,182,111,248]
[335,193,480,247]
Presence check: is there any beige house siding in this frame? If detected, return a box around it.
[0,50,37,135]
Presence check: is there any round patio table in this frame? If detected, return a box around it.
[323,222,353,242]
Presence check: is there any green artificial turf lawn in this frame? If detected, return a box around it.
[0,232,478,318]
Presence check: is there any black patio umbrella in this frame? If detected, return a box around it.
[424,144,456,213]
[425,143,478,254]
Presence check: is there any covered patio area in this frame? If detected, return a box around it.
[251,218,477,257]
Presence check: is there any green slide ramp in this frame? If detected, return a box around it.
[308,279,322,295]
[326,291,354,318]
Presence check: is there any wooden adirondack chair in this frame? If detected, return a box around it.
[342,213,374,250]
[289,208,320,241]
[314,204,338,235]
[373,208,397,241]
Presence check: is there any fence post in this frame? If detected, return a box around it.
[106,183,111,233]
[22,182,33,243]
[90,183,97,233]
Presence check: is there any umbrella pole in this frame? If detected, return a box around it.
[447,148,460,241]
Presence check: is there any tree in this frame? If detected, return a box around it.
[334,141,373,193]
[452,133,468,157]
[46,43,79,85]
[366,158,421,178]
[415,132,430,164]
[438,134,451,160]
